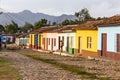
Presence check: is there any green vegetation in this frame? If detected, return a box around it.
[22,22,33,33]
[34,18,48,29]
[5,21,18,34]
[0,56,21,79]
[75,8,95,23]
[0,25,5,33]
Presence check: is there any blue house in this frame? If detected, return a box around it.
[1,35,15,44]
[98,24,120,60]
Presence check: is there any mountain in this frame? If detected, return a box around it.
[0,10,76,26]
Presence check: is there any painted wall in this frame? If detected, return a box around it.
[1,36,13,43]
[45,33,58,51]
[20,37,27,45]
[41,32,58,51]
[76,30,98,56]
[29,34,35,48]
[41,33,47,50]
[58,32,76,54]
[38,34,41,49]
[98,26,120,52]
[41,32,76,54]
[26,37,29,48]
[15,38,20,46]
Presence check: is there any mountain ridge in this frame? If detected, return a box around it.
[0,10,76,26]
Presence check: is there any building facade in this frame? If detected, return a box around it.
[75,30,98,57]
[98,25,120,60]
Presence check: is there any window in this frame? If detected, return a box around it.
[71,36,74,47]
[54,38,56,46]
[39,35,41,46]
[69,36,74,48]
[49,38,50,45]
[62,36,64,46]
[87,36,92,48]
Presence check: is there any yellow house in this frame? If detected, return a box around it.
[75,21,98,57]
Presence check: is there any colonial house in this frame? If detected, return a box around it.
[75,21,98,57]
[15,34,29,48]
[98,15,120,60]
[57,25,77,54]
[1,34,15,44]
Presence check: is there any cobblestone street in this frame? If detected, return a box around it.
[1,49,120,80]
[0,50,82,80]
[19,49,120,80]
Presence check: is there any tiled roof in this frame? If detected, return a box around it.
[32,15,120,33]
[47,25,78,33]
[31,26,60,33]
[98,15,120,26]
[31,21,99,34]
[75,21,101,30]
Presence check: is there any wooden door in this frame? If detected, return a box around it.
[117,34,120,52]
[58,36,60,50]
[46,38,48,50]
[102,33,107,56]
[43,38,45,50]
[78,37,82,53]
[51,38,53,51]
[67,37,69,52]
[39,35,41,49]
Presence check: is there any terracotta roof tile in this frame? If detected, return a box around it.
[98,15,120,26]
[32,15,120,33]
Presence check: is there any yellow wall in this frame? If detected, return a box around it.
[76,30,98,53]
[41,33,44,49]
[29,34,31,45]
[41,33,47,49]
[29,34,35,46]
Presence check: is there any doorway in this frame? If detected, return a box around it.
[78,37,82,53]
[101,33,107,56]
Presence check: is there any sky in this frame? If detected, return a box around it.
[0,0,120,18]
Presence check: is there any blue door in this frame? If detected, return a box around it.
[34,34,38,48]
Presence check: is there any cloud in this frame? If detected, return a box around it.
[0,0,120,17]
[89,1,120,17]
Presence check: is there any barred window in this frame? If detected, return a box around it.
[87,37,92,48]
[54,38,56,46]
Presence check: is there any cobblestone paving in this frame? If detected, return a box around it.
[19,49,120,80]
[0,50,83,80]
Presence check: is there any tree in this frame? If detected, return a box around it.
[5,21,18,34]
[34,19,48,29]
[69,20,76,25]
[75,8,92,24]
[0,25,5,33]
[22,22,33,33]
[61,19,70,25]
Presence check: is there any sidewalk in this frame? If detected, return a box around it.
[33,49,74,57]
